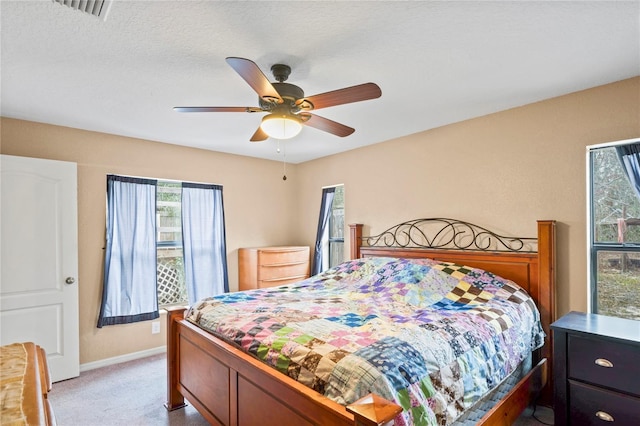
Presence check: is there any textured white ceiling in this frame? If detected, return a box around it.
[1,1,639,163]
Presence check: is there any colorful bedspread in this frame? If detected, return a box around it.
[187,257,544,425]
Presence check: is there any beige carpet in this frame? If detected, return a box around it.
[49,353,208,426]
[48,353,553,425]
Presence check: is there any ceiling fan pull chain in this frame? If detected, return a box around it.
[282,141,287,181]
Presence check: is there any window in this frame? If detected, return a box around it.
[157,180,229,306]
[588,140,640,321]
[98,176,228,327]
[328,185,344,269]
[156,181,187,306]
[312,185,344,275]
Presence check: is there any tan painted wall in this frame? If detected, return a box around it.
[295,77,640,319]
[0,119,301,364]
[1,77,638,365]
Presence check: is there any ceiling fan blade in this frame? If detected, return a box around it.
[301,113,355,137]
[250,126,269,142]
[226,57,283,104]
[173,106,262,113]
[297,82,381,110]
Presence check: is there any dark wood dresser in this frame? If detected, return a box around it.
[551,311,640,425]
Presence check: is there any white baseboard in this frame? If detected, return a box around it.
[80,346,167,372]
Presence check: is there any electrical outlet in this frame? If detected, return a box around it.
[151,321,161,334]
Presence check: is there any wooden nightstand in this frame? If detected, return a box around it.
[551,311,640,425]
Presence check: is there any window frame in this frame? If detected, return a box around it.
[156,180,186,307]
[157,182,183,249]
[327,185,344,269]
[318,184,345,271]
[587,137,640,316]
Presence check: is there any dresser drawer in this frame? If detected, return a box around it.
[259,262,309,281]
[258,276,307,288]
[568,334,640,396]
[258,247,308,266]
[569,380,640,425]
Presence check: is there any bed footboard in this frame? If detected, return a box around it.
[165,306,401,426]
[166,304,545,426]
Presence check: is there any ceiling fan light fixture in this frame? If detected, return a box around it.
[260,114,302,139]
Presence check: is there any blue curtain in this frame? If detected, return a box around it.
[616,142,640,200]
[98,175,158,327]
[311,187,336,275]
[181,183,228,305]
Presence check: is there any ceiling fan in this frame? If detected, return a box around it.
[174,57,382,141]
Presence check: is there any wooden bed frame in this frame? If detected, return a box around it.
[166,219,556,426]
[0,342,55,426]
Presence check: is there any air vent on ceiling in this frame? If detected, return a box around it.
[52,0,113,20]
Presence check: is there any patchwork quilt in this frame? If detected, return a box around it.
[187,257,545,425]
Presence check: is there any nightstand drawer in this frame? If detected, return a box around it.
[568,334,640,396]
[569,380,640,425]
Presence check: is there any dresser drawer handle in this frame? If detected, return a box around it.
[595,358,614,368]
[595,411,614,422]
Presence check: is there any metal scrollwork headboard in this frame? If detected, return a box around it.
[362,218,537,252]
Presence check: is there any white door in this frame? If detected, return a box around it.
[0,154,79,382]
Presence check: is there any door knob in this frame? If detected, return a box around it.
[65,277,76,285]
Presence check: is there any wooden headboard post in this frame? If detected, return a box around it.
[536,220,556,339]
[349,223,363,260]
[536,220,556,405]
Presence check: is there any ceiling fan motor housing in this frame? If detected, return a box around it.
[259,82,306,111]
